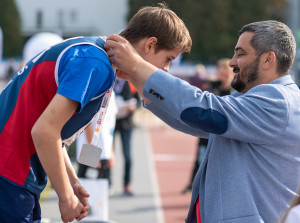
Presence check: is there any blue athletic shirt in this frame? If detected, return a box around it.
[0,36,115,194]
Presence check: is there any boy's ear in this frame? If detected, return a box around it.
[144,37,158,53]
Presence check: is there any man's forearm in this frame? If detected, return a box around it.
[126,59,158,104]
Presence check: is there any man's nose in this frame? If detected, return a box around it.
[229,57,236,68]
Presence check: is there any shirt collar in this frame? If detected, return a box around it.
[269,74,295,86]
[231,75,297,97]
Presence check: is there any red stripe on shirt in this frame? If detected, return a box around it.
[196,196,201,223]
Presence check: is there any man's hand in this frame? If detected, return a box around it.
[105,34,142,77]
[72,183,90,221]
[115,69,131,81]
[104,34,158,103]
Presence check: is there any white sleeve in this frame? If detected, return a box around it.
[285,205,300,223]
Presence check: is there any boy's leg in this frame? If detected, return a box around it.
[0,177,41,223]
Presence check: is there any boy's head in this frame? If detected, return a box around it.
[120,3,192,54]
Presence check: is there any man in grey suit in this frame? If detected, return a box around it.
[105,20,300,223]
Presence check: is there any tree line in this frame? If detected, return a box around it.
[0,0,288,61]
[0,0,23,57]
[128,0,288,63]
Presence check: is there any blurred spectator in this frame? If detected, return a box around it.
[6,58,16,81]
[183,58,234,194]
[189,63,206,89]
[214,58,235,95]
[201,58,234,95]
[0,59,15,93]
[114,79,140,196]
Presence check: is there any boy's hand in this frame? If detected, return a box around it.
[72,183,90,221]
[59,194,84,223]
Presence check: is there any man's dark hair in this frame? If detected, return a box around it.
[239,20,296,75]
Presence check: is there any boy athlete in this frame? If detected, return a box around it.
[0,3,191,223]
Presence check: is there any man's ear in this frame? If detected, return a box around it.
[144,37,158,54]
[261,51,276,71]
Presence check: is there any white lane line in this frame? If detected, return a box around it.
[144,128,165,223]
[153,154,194,162]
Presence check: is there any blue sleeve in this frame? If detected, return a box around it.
[57,44,114,111]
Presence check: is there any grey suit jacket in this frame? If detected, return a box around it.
[143,70,300,223]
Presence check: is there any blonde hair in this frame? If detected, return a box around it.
[120,2,192,53]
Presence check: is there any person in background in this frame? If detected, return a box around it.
[189,63,206,89]
[0,3,192,223]
[214,58,235,95]
[114,79,140,196]
[5,58,16,81]
[105,20,300,223]
[0,58,16,92]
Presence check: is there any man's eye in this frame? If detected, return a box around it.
[236,52,245,57]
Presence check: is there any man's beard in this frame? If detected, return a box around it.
[231,56,260,92]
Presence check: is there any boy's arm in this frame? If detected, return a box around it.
[62,146,90,221]
[31,93,85,223]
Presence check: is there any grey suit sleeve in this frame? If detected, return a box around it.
[142,69,289,145]
[144,100,209,138]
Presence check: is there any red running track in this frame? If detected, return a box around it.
[149,124,198,223]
